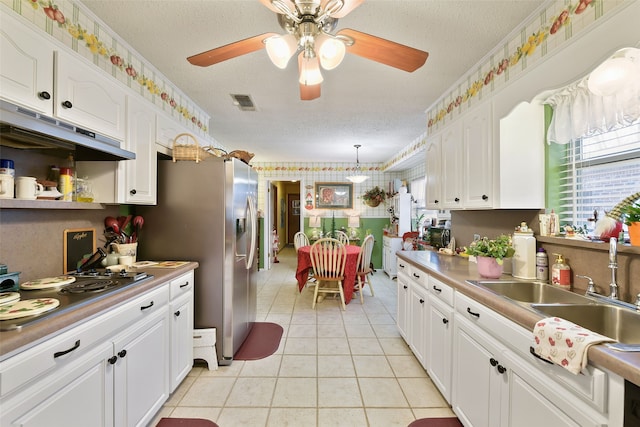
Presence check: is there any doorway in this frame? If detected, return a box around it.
[287,193,301,244]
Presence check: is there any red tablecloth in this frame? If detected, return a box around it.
[296,245,361,304]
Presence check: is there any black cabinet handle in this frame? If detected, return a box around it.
[442,318,449,325]
[118,350,127,358]
[140,301,154,310]
[467,307,480,318]
[489,358,498,367]
[432,285,442,293]
[434,199,439,204]
[529,346,553,364]
[61,100,73,108]
[497,365,507,374]
[403,285,408,289]
[38,91,51,100]
[413,273,420,279]
[108,356,118,364]
[419,299,424,304]
[399,263,405,269]
[53,340,80,358]
[174,310,181,317]
[454,197,460,203]
[482,194,489,201]
[130,189,137,195]
[179,282,190,288]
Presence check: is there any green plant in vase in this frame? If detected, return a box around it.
[621,201,640,246]
[465,234,515,279]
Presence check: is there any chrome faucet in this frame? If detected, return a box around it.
[576,275,597,295]
[608,237,619,300]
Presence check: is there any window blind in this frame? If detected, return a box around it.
[556,123,640,231]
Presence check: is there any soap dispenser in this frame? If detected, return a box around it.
[551,253,571,290]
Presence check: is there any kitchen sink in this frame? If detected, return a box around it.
[531,303,640,345]
[468,280,595,304]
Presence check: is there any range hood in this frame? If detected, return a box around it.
[0,100,135,161]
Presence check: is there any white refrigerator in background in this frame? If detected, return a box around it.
[139,157,258,365]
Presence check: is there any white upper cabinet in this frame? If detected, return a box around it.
[54,50,126,142]
[462,103,493,208]
[440,122,463,209]
[425,137,441,210]
[0,10,54,115]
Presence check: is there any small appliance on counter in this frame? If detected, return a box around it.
[428,226,451,249]
[0,264,20,292]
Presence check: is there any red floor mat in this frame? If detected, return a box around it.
[156,418,218,427]
[408,418,463,427]
[233,322,283,361]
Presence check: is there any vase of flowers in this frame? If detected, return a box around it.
[362,186,386,207]
[464,235,515,279]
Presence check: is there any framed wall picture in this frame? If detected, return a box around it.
[315,182,353,209]
[292,200,300,208]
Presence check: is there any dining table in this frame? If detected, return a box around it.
[295,244,361,304]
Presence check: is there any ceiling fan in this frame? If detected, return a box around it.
[187,0,429,100]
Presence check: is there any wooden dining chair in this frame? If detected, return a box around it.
[354,234,375,304]
[334,230,350,245]
[309,238,347,310]
[294,231,310,252]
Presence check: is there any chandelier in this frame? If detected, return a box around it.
[346,144,369,184]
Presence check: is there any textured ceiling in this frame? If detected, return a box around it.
[81,0,543,164]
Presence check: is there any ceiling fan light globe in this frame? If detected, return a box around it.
[317,36,346,70]
[299,56,324,85]
[266,34,297,69]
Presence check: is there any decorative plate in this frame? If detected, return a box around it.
[0,292,20,306]
[0,298,60,320]
[21,276,76,290]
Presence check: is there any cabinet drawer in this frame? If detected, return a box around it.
[429,276,454,306]
[170,271,194,300]
[396,259,411,277]
[409,266,428,289]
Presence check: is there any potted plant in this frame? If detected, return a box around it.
[362,186,386,207]
[621,201,640,246]
[465,235,515,278]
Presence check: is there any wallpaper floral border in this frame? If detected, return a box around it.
[2,0,209,133]
[425,0,626,133]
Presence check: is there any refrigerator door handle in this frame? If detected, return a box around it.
[245,195,257,269]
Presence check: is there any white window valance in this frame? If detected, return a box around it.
[544,78,640,144]
[544,47,640,144]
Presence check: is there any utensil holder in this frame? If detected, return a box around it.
[110,242,138,262]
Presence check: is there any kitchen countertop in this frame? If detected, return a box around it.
[396,250,640,387]
[0,262,198,361]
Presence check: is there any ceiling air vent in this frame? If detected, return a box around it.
[230,94,255,111]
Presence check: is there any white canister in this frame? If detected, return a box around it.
[512,230,536,279]
[0,174,14,199]
[15,176,43,200]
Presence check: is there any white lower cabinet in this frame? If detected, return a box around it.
[408,280,428,367]
[383,236,402,278]
[0,270,195,427]
[425,277,454,403]
[396,260,410,340]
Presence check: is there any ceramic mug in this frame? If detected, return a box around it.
[0,174,14,199]
[15,176,43,200]
[118,255,133,266]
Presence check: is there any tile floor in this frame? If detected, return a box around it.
[152,246,454,426]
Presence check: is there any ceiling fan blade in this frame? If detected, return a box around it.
[324,0,364,18]
[337,28,429,72]
[259,0,296,14]
[300,83,321,100]
[187,33,278,67]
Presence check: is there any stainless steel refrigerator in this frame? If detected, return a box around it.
[139,157,258,365]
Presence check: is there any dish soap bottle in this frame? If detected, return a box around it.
[551,253,571,290]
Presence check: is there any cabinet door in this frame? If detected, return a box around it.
[54,50,126,141]
[0,342,113,427]
[408,282,428,367]
[396,272,410,340]
[453,316,507,427]
[170,292,194,392]
[121,96,157,205]
[463,104,493,208]
[425,137,442,210]
[113,308,169,427]
[0,11,54,115]
[426,297,453,403]
[441,123,463,209]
